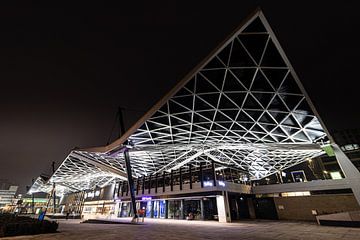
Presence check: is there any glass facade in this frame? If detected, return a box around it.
[118,197,218,221]
[119,202,132,217]
[115,162,250,198]
[168,200,182,219]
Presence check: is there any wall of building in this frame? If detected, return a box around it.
[273,194,360,221]
[0,186,18,209]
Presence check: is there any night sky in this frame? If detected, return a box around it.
[1,1,359,193]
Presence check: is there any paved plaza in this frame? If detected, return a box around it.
[2,218,360,240]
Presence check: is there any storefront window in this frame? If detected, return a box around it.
[184,200,201,219]
[203,197,218,220]
[168,200,182,219]
[153,201,159,218]
[145,201,152,217]
[119,202,131,217]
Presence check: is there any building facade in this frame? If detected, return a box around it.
[28,9,360,224]
[0,185,18,212]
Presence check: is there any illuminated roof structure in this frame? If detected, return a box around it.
[29,10,330,195]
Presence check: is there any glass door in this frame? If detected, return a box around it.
[159,200,166,218]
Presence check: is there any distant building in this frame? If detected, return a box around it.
[0,185,18,211]
[18,192,50,214]
[317,129,360,178]
[254,129,360,186]
[333,128,360,147]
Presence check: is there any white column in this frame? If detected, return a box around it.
[332,143,360,206]
[216,191,231,223]
[200,199,204,220]
[180,199,185,219]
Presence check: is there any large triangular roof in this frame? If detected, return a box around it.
[29,9,332,194]
[87,8,332,153]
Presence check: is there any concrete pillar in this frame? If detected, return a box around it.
[216,191,231,223]
[180,199,185,219]
[200,199,204,220]
[332,143,360,206]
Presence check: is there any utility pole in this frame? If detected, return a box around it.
[118,108,138,222]
[52,161,56,214]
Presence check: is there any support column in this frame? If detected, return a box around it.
[163,172,166,192]
[200,198,204,220]
[119,108,137,220]
[155,173,158,194]
[148,174,152,194]
[332,143,360,206]
[189,164,193,189]
[142,176,145,194]
[180,199,185,219]
[200,162,204,188]
[216,191,231,223]
[278,171,284,184]
[136,179,139,195]
[179,167,183,191]
[124,149,138,220]
[212,160,216,187]
[170,170,174,191]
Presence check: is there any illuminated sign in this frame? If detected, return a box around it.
[203,181,213,187]
[86,192,94,198]
[141,196,152,201]
[86,189,101,199]
[218,181,225,187]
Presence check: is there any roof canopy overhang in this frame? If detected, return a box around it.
[29,9,330,195]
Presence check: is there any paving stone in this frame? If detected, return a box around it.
[2,218,360,240]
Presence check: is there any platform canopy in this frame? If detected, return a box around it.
[29,9,330,195]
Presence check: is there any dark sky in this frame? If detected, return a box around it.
[1,1,360,193]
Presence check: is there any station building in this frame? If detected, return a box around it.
[28,9,360,224]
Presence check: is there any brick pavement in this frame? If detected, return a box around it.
[2,218,360,240]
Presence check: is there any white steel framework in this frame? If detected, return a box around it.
[29,10,330,195]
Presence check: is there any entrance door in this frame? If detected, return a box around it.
[184,200,201,220]
[253,198,278,220]
[145,201,152,217]
[119,202,131,217]
[153,201,159,218]
[159,200,166,218]
[203,197,217,220]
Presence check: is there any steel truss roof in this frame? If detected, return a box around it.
[29,10,330,195]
